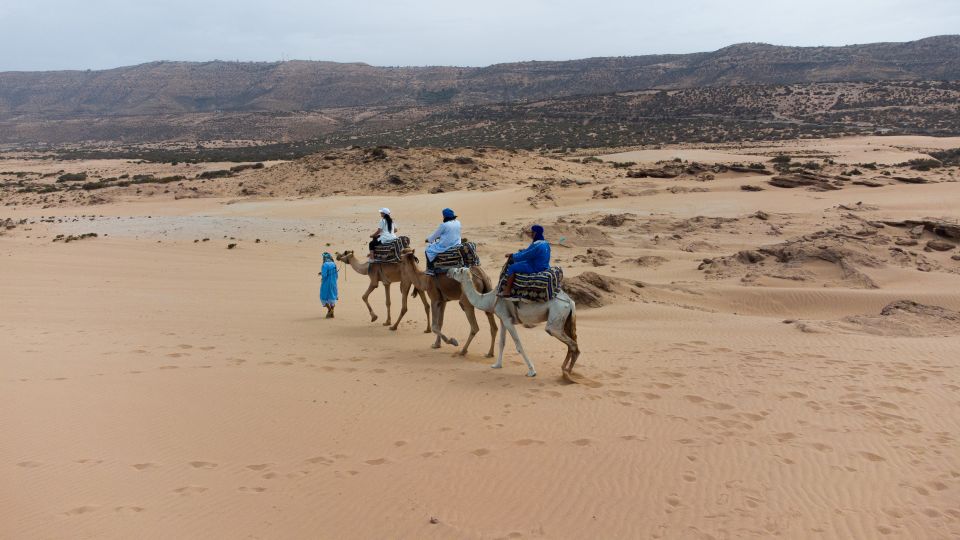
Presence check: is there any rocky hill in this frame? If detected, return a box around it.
[2,36,958,118]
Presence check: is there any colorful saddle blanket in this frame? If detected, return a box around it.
[372,236,410,263]
[498,266,564,302]
[434,241,481,269]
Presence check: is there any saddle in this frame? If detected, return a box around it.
[433,241,481,270]
[372,236,410,263]
[497,263,564,302]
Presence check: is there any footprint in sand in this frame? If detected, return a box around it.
[394,441,407,447]
[859,451,886,462]
[471,449,491,457]
[246,463,271,471]
[173,486,208,495]
[305,456,333,465]
[158,365,179,370]
[132,463,158,471]
[64,506,99,516]
[572,438,594,447]
[514,439,545,446]
[75,459,103,465]
[17,461,42,468]
[365,458,390,465]
[682,471,697,482]
[166,353,188,358]
[177,344,193,350]
[189,461,218,469]
[238,486,267,493]
[114,506,146,513]
[262,472,278,479]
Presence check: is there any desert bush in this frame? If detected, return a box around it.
[56,172,88,182]
[198,170,235,179]
[905,158,941,171]
[229,163,265,173]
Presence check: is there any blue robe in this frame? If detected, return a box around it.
[507,240,551,275]
[320,261,338,306]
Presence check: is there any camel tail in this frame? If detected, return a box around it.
[564,300,578,343]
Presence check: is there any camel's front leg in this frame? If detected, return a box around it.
[382,283,393,326]
[493,322,507,369]
[504,321,536,377]
[484,311,497,358]
[454,301,480,356]
[361,283,379,322]
[390,283,410,331]
[418,289,432,333]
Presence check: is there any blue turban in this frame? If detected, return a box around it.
[442,208,456,220]
[322,252,334,262]
[531,225,545,242]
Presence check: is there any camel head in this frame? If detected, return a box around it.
[400,248,419,264]
[335,250,353,262]
[447,267,471,283]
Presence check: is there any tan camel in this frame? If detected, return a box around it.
[397,249,497,357]
[447,267,579,377]
[335,250,431,333]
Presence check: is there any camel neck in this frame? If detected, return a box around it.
[346,256,370,275]
[457,272,496,312]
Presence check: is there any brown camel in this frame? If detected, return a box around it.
[397,249,497,357]
[335,250,431,333]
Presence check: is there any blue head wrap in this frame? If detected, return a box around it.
[323,252,334,262]
[442,208,456,220]
[531,225,545,242]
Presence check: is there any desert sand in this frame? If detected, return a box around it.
[2,137,960,539]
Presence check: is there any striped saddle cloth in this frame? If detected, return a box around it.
[434,241,481,269]
[498,266,564,302]
[372,236,410,263]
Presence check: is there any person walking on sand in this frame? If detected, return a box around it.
[319,252,339,318]
[367,208,398,261]
[425,208,461,274]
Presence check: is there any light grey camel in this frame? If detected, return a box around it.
[447,267,579,377]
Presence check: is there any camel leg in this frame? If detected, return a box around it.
[382,283,393,326]
[547,307,580,373]
[390,282,410,331]
[361,282,379,323]
[454,301,480,356]
[418,290,432,333]
[492,321,507,369]
[431,301,458,348]
[503,319,536,377]
[484,311,497,358]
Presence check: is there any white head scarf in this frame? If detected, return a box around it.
[379,208,391,215]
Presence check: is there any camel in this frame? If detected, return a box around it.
[397,249,497,357]
[335,250,431,333]
[447,267,579,377]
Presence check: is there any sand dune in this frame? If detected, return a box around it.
[2,136,960,538]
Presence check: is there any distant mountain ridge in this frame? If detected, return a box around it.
[1,36,959,117]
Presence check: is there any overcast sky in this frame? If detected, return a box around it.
[1,0,958,71]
